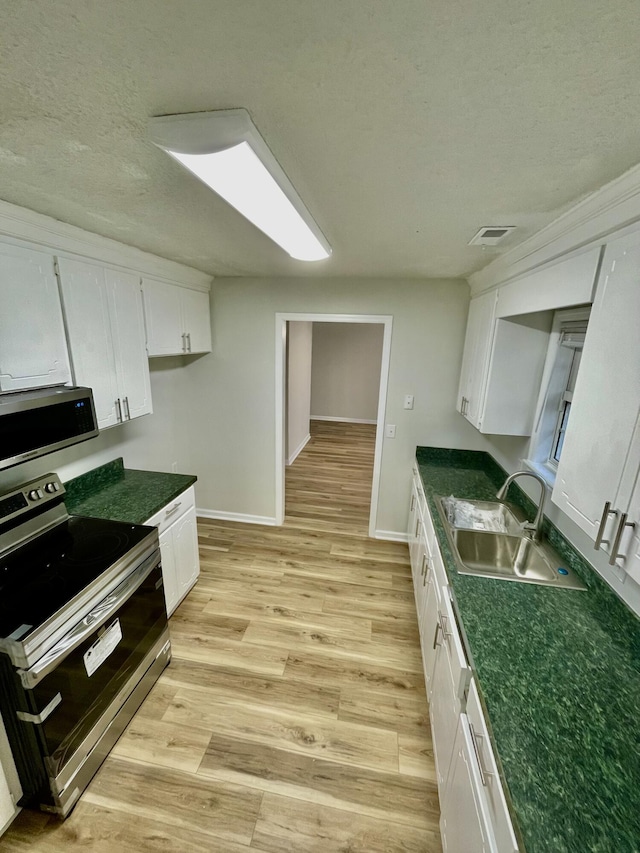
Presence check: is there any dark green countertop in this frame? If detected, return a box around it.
[416,447,640,853]
[64,457,197,524]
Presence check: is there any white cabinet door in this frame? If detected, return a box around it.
[0,713,20,836]
[552,231,640,547]
[57,257,120,429]
[106,269,152,421]
[430,591,471,789]
[0,244,70,391]
[142,278,212,357]
[421,559,442,700]
[58,260,152,428]
[173,507,200,599]
[158,527,179,616]
[440,714,499,853]
[0,762,16,836]
[182,288,212,354]
[143,278,185,356]
[466,680,519,852]
[457,291,496,428]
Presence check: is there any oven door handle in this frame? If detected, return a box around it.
[17,552,160,690]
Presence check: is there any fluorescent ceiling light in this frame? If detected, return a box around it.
[149,109,331,262]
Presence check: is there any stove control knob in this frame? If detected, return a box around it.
[44,482,59,494]
[28,489,43,501]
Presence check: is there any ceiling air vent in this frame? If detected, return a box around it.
[468,226,516,246]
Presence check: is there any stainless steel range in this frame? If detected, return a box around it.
[0,472,170,817]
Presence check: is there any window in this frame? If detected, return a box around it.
[527,308,590,484]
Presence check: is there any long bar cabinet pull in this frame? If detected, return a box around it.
[608,512,636,566]
[594,501,616,550]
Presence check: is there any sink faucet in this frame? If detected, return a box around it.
[496,470,547,541]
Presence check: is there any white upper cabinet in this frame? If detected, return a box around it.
[57,257,152,428]
[552,230,640,567]
[457,290,496,429]
[0,243,71,391]
[143,278,212,356]
[458,249,601,437]
[180,287,212,354]
[105,268,153,420]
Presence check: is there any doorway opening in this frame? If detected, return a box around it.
[275,313,393,538]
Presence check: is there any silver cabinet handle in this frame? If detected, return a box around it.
[123,396,131,420]
[469,724,493,787]
[595,501,616,550]
[181,332,187,353]
[433,619,442,649]
[421,554,429,584]
[187,332,192,352]
[17,692,62,725]
[609,512,636,566]
[17,552,158,688]
[415,517,420,537]
[115,398,122,423]
[410,494,415,512]
[165,501,182,519]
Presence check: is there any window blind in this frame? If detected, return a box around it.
[559,319,588,349]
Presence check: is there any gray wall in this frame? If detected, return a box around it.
[311,322,384,422]
[180,276,489,534]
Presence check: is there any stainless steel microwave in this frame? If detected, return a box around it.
[0,386,99,471]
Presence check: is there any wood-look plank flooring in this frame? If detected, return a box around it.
[3,420,440,852]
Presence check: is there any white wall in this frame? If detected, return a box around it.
[0,358,192,496]
[286,321,312,464]
[183,276,488,533]
[311,322,383,422]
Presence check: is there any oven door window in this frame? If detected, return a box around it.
[23,563,166,780]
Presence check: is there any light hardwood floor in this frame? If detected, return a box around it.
[3,421,441,852]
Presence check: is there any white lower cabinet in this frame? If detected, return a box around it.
[145,487,200,616]
[429,588,471,790]
[466,680,519,853]
[408,469,519,852]
[440,714,499,853]
[0,713,21,836]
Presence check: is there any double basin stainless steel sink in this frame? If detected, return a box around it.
[436,496,586,590]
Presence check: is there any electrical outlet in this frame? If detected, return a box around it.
[171,462,178,473]
[403,395,414,410]
[385,424,396,438]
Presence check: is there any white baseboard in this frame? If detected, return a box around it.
[375,529,409,543]
[311,416,377,424]
[287,433,310,466]
[196,508,278,526]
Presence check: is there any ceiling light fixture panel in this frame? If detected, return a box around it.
[148,109,331,262]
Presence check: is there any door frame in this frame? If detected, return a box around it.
[275,312,393,538]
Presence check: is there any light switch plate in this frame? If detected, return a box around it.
[403,395,414,410]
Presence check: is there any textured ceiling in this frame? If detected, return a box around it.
[1,1,640,278]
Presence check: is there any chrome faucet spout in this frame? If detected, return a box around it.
[496,470,547,541]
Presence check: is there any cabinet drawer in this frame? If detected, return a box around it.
[145,486,195,536]
[466,679,519,852]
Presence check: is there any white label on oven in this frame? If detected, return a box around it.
[83,619,123,677]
